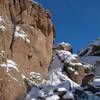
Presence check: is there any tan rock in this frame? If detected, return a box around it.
[0,60,26,100]
[56,42,72,52]
[0,0,54,79]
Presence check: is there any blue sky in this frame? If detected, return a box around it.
[36,0,100,52]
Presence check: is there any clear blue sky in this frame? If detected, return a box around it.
[36,0,100,52]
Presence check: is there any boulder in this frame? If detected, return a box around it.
[56,42,73,52]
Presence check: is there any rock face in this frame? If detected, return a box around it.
[0,59,26,100]
[0,0,54,99]
[79,38,100,76]
[55,42,73,53]
[54,43,86,84]
[0,0,54,78]
[78,38,100,57]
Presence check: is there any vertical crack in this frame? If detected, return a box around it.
[9,0,17,52]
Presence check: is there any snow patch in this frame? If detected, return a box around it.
[0,16,6,32]
[0,25,6,32]
[14,26,30,43]
[57,87,66,92]
[58,42,71,47]
[91,78,100,87]
[30,72,41,80]
[46,95,59,100]
[0,60,20,72]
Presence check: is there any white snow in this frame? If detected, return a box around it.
[26,41,100,100]
[63,92,74,99]
[0,50,5,57]
[58,42,71,47]
[21,74,26,79]
[0,16,5,23]
[14,26,30,43]
[30,98,36,100]
[49,54,64,72]
[57,87,66,92]
[30,0,41,5]
[80,56,100,76]
[79,38,100,56]
[30,72,41,80]
[0,16,6,32]
[0,25,6,32]
[46,95,59,100]
[68,67,75,72]
[74,71,79,75]
[0,59,20,72]
[91,78,100,87]
[56,50,82,66]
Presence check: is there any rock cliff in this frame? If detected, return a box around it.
[0,0,55,78]
[0,0,54,99]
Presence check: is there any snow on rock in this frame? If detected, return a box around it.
[0,59,20,72]
[86,91,100,100]
[26,53,79,100]
[49,54,64,72]
[0,50,5,57]
[46,95,59,100]
[0,16,6,32]
[63,92,74,100]
[56,50,80,65]
[26,72,42,86]
[14,26,30,43]
[80,56,100,75]
[0,16,5,24]
[47,53,79,88]
[55,42,72,52]
[57,87,67,92]
[91,78,100,87]
[58,42,72,47]
[79,38,100,56]
[0,25,6,32]
[30,72,41,81]
[26,86,40,99]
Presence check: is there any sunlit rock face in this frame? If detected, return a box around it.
[0,0,54,99]
[0,0,54,78]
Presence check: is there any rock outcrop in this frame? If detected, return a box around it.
[54,42,86,83]
[0,0,54,78]
[79,38,100,76]
[78,38,100,57]
[0,0,54,99]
